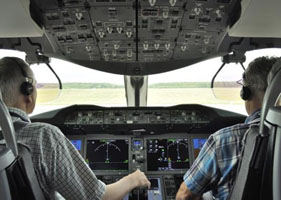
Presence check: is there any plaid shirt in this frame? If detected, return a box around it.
[184,110,261,200]
[0,107,106,200]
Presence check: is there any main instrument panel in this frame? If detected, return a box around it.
[32,104,245,200]
[69,134,208,200]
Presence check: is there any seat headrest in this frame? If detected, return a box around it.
[0,91,18,156]
[268,59,281,85]
[259,58,281,135]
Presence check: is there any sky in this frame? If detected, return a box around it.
[0,48,281,85]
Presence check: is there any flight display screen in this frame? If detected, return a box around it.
[193,138,207,159]
[71,140,82,153]
[86,139,129,171]
[147,138,190,171]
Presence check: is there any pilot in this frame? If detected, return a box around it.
[175,56,278,200]
[0,57,151,200]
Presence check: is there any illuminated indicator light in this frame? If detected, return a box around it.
[126,31,132,38]
[85,45,92,52]
[154,43,160,50]
[169,0,176,6]
[149,0,156,6]
[194,7,203,15]
[163,10,169,18]
[107,27,113,34]
[114,44,120,50]
[98,31,105,38]
[143,43,149,50]
[181,45,187,52]
[117,27,123,34]
[75,12,83,20]
[204,37,210,44]
[165,43,170,50]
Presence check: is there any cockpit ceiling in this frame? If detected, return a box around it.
[1,0,281,75]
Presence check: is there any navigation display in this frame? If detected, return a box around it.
[86,139,129,171]
[147,138,190,171]
[193,138,207,159]
[71,140,82,153]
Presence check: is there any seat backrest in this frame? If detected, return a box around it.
[265,106,281,200]
[228,59,281,200]
[0,92,45,200]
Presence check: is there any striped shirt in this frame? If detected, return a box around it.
[184,110,261,200]
[0,107,106,200]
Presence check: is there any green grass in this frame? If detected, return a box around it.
[149,82,211,88]
[38,88,243,106]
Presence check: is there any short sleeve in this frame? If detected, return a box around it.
[183,135,219,195]
[43,129,106,200]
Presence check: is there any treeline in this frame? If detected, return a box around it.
[149,82,210,88]
[39,82,213,89]
[62,83,123,89]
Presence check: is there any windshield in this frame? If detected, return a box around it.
[1,48,280,115]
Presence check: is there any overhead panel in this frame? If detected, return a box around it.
[43,1,100,60]
[41,0,238,64]
[175,0,236,60]
[89,4,136,62]
[138,2,185,62]
[3,0,270,75]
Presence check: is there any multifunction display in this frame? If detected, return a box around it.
[71,140,82,153]
[86,139,129,171]
[193,138,207,159]
[147,138,190,171]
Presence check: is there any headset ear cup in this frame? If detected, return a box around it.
[240,86,251,100]
[20,82,34,96]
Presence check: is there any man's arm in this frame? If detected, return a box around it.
[176,182,202,200]
[102,169,151,200]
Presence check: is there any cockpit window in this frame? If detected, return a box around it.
[148,48,281,115]
[32,59,126,115]
[1,48,281,116]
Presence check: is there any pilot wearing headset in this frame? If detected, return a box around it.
[175,56,278,200]
[0,57,151,200]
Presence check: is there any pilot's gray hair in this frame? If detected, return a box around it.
[0,57,32,106]
[244,56,278,101]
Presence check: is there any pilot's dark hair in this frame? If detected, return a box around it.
[243,56,278,101]
[0,57,33,106]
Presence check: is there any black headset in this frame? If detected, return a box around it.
[7,57,34,96]
[240,72,251,101]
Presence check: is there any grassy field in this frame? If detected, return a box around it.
[37,88,243,106]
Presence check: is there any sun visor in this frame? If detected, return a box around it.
[228,0,281,38]
[0,0,43,38]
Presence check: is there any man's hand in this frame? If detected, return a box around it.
[176,182,201,200]
[128,169,151,189]
[102,169,150,200]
